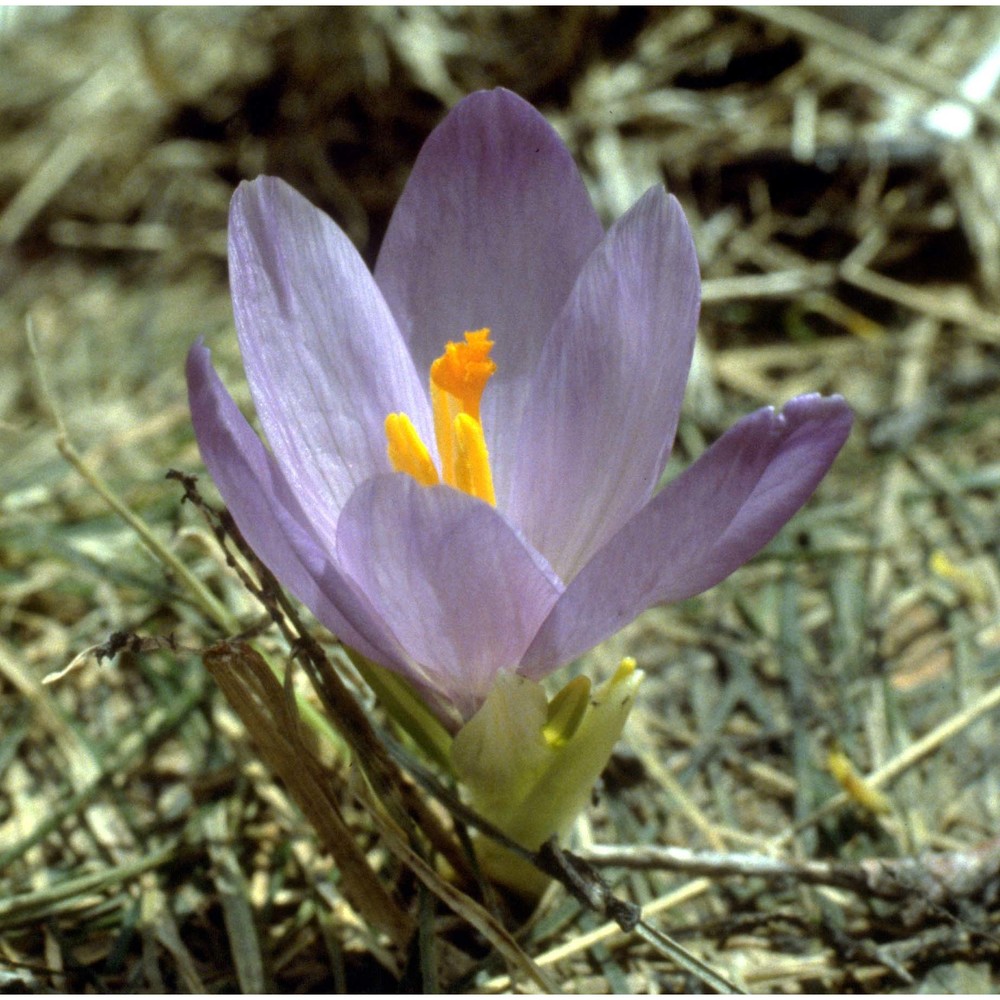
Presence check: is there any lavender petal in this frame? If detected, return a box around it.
[186,340,415,676]
[506,187,700,580]
[229,177,433,534]
[374,89,605,498]
[521,394,853,674]
[336,473,563,720]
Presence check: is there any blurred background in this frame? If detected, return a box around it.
[2,7,999,992]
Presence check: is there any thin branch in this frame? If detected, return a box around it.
[580,840,1000,907]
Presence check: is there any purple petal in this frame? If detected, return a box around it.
[186,340,416,677]
[506,187,700,580]
[374,89,605,492]
[229,177,432,531]
[521,395,853,675]
[336,474,563,721]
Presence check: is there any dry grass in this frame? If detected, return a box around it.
[2,7,999,992]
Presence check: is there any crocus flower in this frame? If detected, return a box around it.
[187,88,851,731]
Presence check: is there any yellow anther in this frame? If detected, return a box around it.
[543,675,592,748]
[612,657,637,685]
[453,413,496,505]
[385,413,439,487]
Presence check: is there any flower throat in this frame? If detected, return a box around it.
[385,328,496,505]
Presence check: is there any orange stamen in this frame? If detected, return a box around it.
[385,328,497,506]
